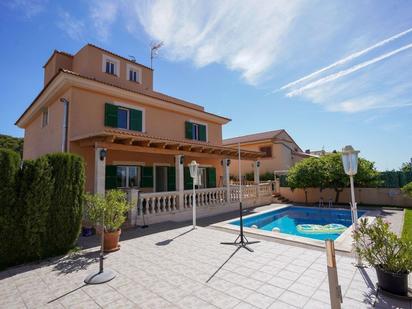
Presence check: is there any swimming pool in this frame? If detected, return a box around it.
[230,206,366,241]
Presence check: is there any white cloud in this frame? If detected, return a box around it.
[57,11,85,41]
[130,0,304,84]
[89,0,119,42]
[5,0,47,18]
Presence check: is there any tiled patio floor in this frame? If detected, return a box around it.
[1,222,410,308]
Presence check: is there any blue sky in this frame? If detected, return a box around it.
[1,0,411,170]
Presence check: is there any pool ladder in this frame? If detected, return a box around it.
[319,198,333,208]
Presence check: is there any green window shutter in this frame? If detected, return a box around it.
[167,167,176,191]
[207,167,216,188]
[141,166,153,188]
[129,108,143,131]
[184,167,193,190]
[185,121,193,139]
[105,165,117,189]
[199,124,207,141]
[104,103,118,128]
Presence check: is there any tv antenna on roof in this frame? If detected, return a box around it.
[150,41,163,69]
[128,55,136,63]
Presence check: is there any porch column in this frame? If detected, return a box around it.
[222,159,231,202]
[175,155,184,208]
[94,147,106,195]
[254,161,260,184]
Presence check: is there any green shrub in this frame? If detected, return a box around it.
[0,149,21,268]
[0,148,20,207]
[84,190,133,232]
[401,182,412,199]
[354,217,412,273]
[17,158,53,260]
[44,153,85,256]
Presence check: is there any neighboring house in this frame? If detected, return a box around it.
[16,44,262,196]
[223,130,314,179]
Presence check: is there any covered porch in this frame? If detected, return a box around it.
[72,129,273,225]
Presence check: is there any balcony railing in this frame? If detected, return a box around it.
[135,182,273,218]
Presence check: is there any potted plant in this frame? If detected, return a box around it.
[353,217,412,296]
[84,190,133,252]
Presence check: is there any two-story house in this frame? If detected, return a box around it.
[16,44,262,200]
[223,130,314,180]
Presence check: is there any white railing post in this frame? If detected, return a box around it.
[223,159,231,202]
[175,155,184,210]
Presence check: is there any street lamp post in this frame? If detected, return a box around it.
[189,160,199,229]
[341,145,362,266]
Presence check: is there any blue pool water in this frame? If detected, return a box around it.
[230,206,366,241]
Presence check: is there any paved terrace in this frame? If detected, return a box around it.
[0,206,410,309]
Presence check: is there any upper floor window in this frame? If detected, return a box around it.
[106,61,116,75]
[102,54,119,76]
[126,64,141,83]
[41,108,49,128]
[260,146,272,158]
[117,107,129,129]
[185,121,207,141]
[105,103,143,132]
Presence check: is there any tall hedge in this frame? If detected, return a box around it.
[17,158,53,260]
[0,149,21,268]
[0,148,20,207]
[0,151,85,269]
[45,153,85,256]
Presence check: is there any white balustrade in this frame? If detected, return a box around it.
[138,191,179,216]
[135,183,273,222]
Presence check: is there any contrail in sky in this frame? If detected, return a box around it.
[286,42,412,97]
[280,27,412,91]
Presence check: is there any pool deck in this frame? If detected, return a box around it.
[0,204,410,309]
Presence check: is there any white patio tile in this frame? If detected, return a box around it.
[278,291,310,308]
[244,292,276,309]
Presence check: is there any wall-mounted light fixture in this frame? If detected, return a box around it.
[256,161,260,168]
[180,155,185,165]
[227,159,231,166]
[100,149,107,161]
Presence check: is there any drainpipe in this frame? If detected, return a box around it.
[60,98,69,152]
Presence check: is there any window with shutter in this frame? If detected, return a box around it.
[104,103,118,128]
[185,121,193,139]
[167,167,176,191]
[129,108,143,131]
[141,166,153,188]
[198,124,206,141]
[206,167,216,188]
[105,165,118,189]
[185,121,207,141]
[184,167,193,190]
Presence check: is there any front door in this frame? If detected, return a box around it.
[155,166,168,192]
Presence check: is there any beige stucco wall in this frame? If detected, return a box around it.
[72,45,153,92]
[44,53,73,85]
[279,187,412,207]
[77,146,223,193]
[69,87,223,144]
[229,140,304,177]
[23,89,72,160]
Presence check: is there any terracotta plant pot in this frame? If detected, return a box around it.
[103,229,121,252]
